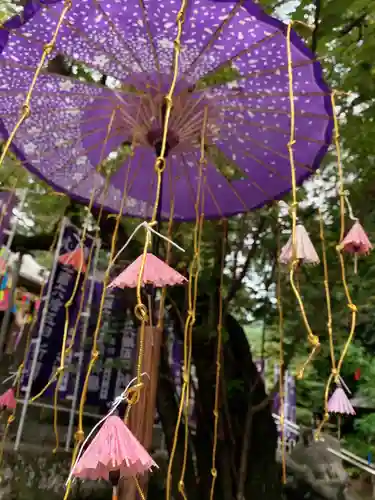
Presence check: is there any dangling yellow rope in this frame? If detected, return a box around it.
[167,105,207,500]
[0,0,72,170]
[157,198,175,331]
[315,92,358,437]
[64,159,133,500]
[64,102,141,499]
[286,23,320,379]
[0,220,62,464]
[209,218,227,500]
[277,217,287,484]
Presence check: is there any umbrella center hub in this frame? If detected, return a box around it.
[137,87,217,156]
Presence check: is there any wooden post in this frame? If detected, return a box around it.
[121,326,162,500]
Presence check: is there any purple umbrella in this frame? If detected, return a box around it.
[0,0,332,220]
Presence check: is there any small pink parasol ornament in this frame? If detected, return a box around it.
[328,386,356,415]
[0,388,16,410]
[339,221,372,274]
[108,253,187,289]
[58,247,87,273]
[71,415,157,500]
[279,224,320,266]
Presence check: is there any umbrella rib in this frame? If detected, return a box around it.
[220,105,332,120]
[187,151,250,213]
[0,102,116,120]
[0,58,146,100]
[6,123,122,173]
[1,10,138,80]
[211,89,329,99]
[183,1,244,76]
[90,0,146,73]
[218,118,329,145]
[189,30,282,84]
[179,153,204,209]
[137,0,161,79]
[209,139,288,181]
[217,131,314,171]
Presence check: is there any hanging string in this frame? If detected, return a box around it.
[166,106,207,500]
[0,219,62,463]
[157,198,175,330]
[209,218,227,499]
[276,214,287,484]
[286,22,320,379]
[315,92,358,438]
[32,108,119,451]
[125,0,188,431]
[65,105,143,499]
[64,372,149,491]
[0,0,73,170]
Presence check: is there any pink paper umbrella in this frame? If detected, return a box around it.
[58,248,87,273]
[328,387,356,415]
[339,221,372,274]
[0,388,16,410]
[108,253,187,289]
[279,224,320,266]
[340,221,372,255]
[72,416,157,499]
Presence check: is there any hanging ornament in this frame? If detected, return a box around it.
[328,386,355,415]
[71,415,157,500]
[354,368,361,381]
[0,388,16,411]
[339,221,372,274]
[108,253,187,289]
[328,381,355,441]
[279,224,320,266]
[58,247,87,273]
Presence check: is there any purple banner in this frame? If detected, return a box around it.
[0,190,18,247]
[21,223,92,396]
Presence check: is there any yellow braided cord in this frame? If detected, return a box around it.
[0,0,72,170]
[209,219,227,499]
[134,476,146,500]
[315,93,357,438]
[286,23,320,379]
[48,109,118,452]
[157,200,175,330]
[0,221,61,463]
[167,107,207,500]
[126,0,188,424]
[276,219,287,484]
[64,119,141,500]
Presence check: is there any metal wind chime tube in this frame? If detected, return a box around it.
[65,236,102,452]
[14,216,68,451]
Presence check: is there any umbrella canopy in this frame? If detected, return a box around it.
[108,252,187,288]
[339,221,372,255]
[58,247,87,273]
[279,224,320,265]
[328,387,356,416]
[72,416,157,481]
[0,0,332,220]
[0,388,16,410]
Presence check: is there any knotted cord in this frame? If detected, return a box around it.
[0,219,62,464]
[277,215,287,484]
[315,92,358,438]
[166,105,207,500]
[209,218,227,500]
[286,22,320,379]
[0,0,73,169]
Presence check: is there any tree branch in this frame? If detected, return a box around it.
[311,0,321,53]
[225,217,266,307]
